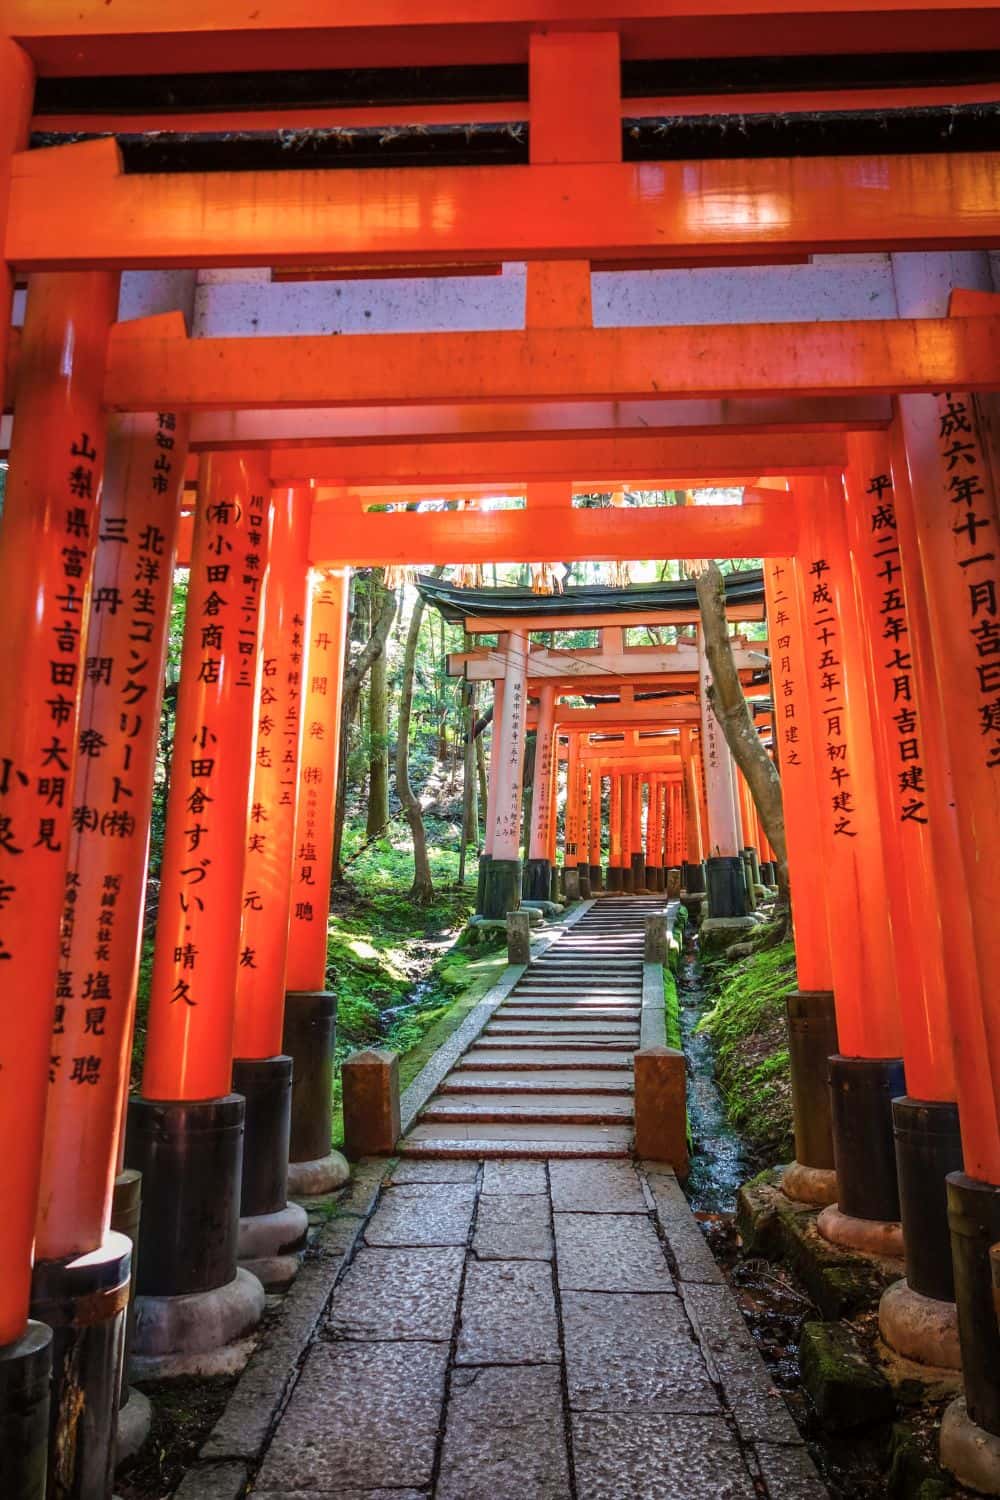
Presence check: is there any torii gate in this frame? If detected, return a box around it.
[1,6,1000,1495]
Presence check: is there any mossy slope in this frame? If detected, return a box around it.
[696,940,796,1159]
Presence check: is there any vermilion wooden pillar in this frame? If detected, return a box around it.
[680,728,706,901]
[697,629,746,916]
[763,555,838,1201]
[0,270,118,1498]
[577,761,592,898]
[629,772,645,892]
[621,773,634,893]
[477,675,504,913]
[0,40,31,425]
[587,767,603,893]
[232,487,312,1281]
[483,630,527,916]
[284,565,351,1193]
[526,682,556,899]
[607,774,624,892]
[843,429,967,1362]
[894,382,1000,1453]
[30,412,188,1497]
[125,452,272,1364]
[792,476,905,1237]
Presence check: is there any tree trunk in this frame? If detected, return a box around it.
[694,561,789,901]
[365,627,390,835]
[475,731,488,842]
[332,572,397,882]
[396,571,442,902]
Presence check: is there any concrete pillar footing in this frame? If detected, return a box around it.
[287,1150,350,1197]
[816,1203,904,1261]
[781,1161,838,1207]
[878,1278,962,1371]
[116,1388,152,1466]
[238,1202,309,1291]
[941,1397,1000,1495]
[130,1268,265,1381]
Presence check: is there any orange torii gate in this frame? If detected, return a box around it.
[2,5,1000,1495]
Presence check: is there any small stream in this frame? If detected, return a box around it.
[678,948,749,1214]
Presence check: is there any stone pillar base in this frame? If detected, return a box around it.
[621,864,634,893]
[563,867,581,901]
[781,1160,838,1207]
[630,853,646,893]
[817,1203,904,1261]
[0,1322,52,1500]
[588,862,603,892]
[879,1278,961,1370]
[606,866,623,893]
[116,1388,152,1466]
[131,1269,266,1381]
[238,1202,309,1292]
[941,1397,1000,1495]
[578,867,592,898]
[287,1150,350,1197]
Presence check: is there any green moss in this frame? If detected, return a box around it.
[663,968,682,1051]
[696,940,796,1158]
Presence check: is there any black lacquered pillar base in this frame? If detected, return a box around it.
[0,1322,52,1500]
[31,1233,131,1500]
[523,857,551,901]
[124,1095,265,1373]
[482,858,521,919]
[630,853,646,893]
[784,990,838,1197]
[606,866,623,893]
[948,1173,1000,1433]
[475,852,491,915]
[705,856,749,917]
[894,1098,964,1303]
[589,863,603,893]
[829,1055,906,1221]
[232,1057,308,1289]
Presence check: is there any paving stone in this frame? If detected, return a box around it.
[456,1258,560,1364]
[549,1159,647,1214]
[643,1168,726,1284]
[253,1492,427,1499]
[571,1412,757,1500]
[562,1291,720,1414]
[364,1182,476,1247]
[173,1461,249,1500]
[481,1159,549,1195]
[473,1193,553,1260]
[388,1159,479,1183]
[256,1340,447,1491]
[753,1441,830,1498]
[680,1282,803,1445]
[326,1246,465,1341]
[437,1365,572,1500]
[554,1212,674,1292]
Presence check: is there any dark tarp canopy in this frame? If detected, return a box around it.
[416,569,765,626]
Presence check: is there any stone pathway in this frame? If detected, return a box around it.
[248,901,828,1500]
[404,899,666,1159]
[252,1157,827,1499]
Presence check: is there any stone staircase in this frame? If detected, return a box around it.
[402,898,667,1159]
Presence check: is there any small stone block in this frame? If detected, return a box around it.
[506,910,532,965]
[799,1319,894,1432]
[342,1049,400,1159]
[644,915,669,964]
[634,1046,688,1177]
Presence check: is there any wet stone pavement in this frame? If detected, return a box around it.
[252,1157,828,1500]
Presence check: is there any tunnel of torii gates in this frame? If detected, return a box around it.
[3,3,1000,1496]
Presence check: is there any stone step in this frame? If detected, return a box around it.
[441,1070,634,1092]
[398,1133,631,1160]
[458,1049,634,1069]
[500,1009,639,1024]
[421,1095,634,1124]
[402,1119,633,1155]
[484,1021,640,1036]
[470,1037,636,1052]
